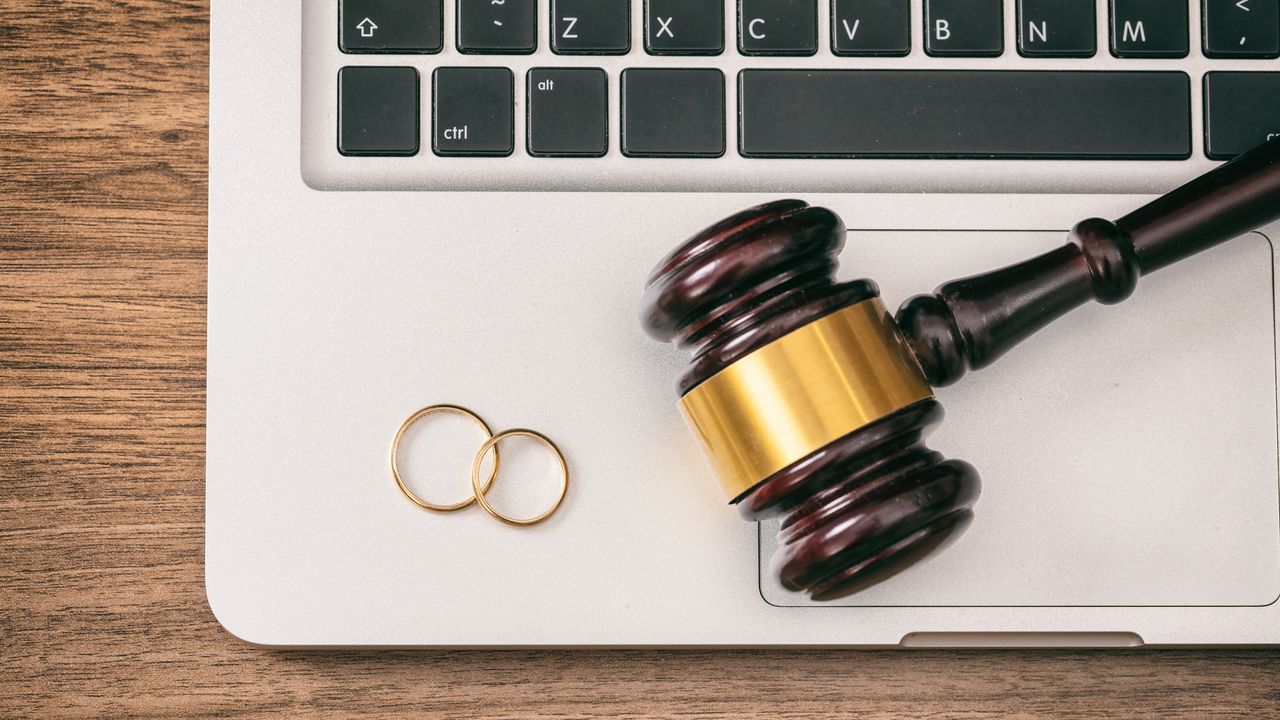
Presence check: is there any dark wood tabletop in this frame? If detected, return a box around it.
[2,2,1278,718]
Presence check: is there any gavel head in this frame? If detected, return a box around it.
[642,199,981,600]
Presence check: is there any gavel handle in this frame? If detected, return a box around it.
[898,137,1280,387]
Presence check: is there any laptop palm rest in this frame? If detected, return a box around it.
[761,229,1280,608]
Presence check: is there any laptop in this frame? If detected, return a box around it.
[206,0,1280,646]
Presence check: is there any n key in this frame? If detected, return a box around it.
[1017,0,1097,57]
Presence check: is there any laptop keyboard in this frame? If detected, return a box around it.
[302,0,1280,191]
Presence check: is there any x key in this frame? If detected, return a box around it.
[645,0,725,55]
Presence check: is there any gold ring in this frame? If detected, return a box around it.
[469,428,569,527]
[391,404,500,512]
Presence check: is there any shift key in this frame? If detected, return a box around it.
[433,67,514,156]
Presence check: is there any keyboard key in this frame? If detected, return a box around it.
[457,0,537,53]
[552,0,631,54]
[338,66,420,156]
[527,68,608,156]
[1017,0,1097,56]
[621,69,725,157]
[924,0,1004,56]
[433,67,514,156]
[738,0,818,55]
[646,0,725,55]
[738,70,1191,159]
[1203,0,1280,58]
[340,0,443,53]
[831,0,910,56]
[1205,73,1280,159]
[1110,0,1188,57]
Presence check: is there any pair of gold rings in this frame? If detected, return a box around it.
[390,404,569,526]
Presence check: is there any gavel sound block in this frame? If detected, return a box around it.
[642,138,1280,601]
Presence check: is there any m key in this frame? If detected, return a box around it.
[1110,0,1189,57]
[646,0,725,54]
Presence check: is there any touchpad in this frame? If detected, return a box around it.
[760,230,1280,607]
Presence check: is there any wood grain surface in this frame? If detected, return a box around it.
[1,2,1278,718]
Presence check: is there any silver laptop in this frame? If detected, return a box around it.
[206,0,1280,646]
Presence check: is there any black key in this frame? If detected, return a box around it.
[1204,0,1280,58]
[831,0,910,56]
[738,0,818,55]
[552,0,631,53]
[341,0,443,52]
[1017,0,1097,56]
[738,70,1191,159]
[457,0,537,53]
[621,69,725,157]
[527,68,609,156]
[1110,0,1188,57]
[924,0,1004,56]
[338,66,420,156]
[646,0,725,55]
[433,67,514,156]
[1205,73,1280,159]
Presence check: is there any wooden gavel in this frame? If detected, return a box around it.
[642,138,1280,600]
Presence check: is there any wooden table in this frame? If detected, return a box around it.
[2,2,1277,717]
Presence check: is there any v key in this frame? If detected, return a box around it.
[831,0,909,56]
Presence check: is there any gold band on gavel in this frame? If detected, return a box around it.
[678,298,935,500]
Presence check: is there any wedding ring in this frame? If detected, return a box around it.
[391,404,500,512]
[469,428,569,526]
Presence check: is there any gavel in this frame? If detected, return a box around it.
[642,138,1280,600]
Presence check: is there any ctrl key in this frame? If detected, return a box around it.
[433,67,515,157]
[338,66,420,156]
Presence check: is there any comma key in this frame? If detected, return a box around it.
[433,67,514,156]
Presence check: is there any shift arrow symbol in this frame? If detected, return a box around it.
[357,17,378,37]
